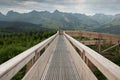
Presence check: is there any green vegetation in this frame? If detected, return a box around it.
[0,21,51,33]
[12,67,26,80]
[93,68,107,80]
[0,31,56,79]
[0,31,55,64]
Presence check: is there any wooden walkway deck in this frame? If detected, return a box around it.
[0,31,120,80]
[42,35,80,80]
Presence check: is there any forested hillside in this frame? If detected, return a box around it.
[0,21,52,33]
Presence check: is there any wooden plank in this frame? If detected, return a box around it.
[22,35,59,80]
[43,35,80,80]
[80,40,104,45]
[64,35,97,80]
[101,44,119,53]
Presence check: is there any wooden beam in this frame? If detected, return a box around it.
[101,44,119,53]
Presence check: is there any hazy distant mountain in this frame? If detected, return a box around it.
[0,12,6,21]
[91,14,114,25]
[0,10,120,34]
[94,24,120,35]
[0,10,100,30]
[111,14,120,25]
[93,14,120,34]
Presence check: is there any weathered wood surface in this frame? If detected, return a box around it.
[0,32,58,80]
[64,35,97,80]
[65,30,120,44]
[64,32,120,80]
[80,40,104,45]
[42,35,80,80]
[101,44,119,53]
[22,35,59,80]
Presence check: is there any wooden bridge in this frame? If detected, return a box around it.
[0,30,120,80]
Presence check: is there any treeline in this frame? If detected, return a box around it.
[0,31,56,64]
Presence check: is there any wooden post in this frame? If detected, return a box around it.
[98,34,101,53]
[82,50,85,62]
[81,51,83,59]
[98,39,101,53]
[26,58,34,72]
[59,27,60,35]
[78,49,82,57]
[26,51,39,72]
[117,41,120,54]
[34,50,39,61]
[85,56,88,65]
[45,45,48,50]
[79,31,82,40]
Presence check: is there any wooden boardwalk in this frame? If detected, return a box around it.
[0,31,120,80]
[42,35,80,80]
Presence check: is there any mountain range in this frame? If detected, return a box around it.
[0,10,120,34]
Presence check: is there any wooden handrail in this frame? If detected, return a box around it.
[22,34,58,80]
[0,32,58,80]
[65,30,120,44]
[80,40,104,45]
[64,35,97,80]
[64,32,120,80]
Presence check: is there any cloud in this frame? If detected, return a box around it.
[84,0,120,14]
[15,0,85,5]
[0,0,120,15]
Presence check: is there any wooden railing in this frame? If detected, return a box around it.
[22,34,59,80]
[65,30,120,44]
[64,32,120,80]
[64,34,97,80]
[80,40,104,45]
[0,32,58,80]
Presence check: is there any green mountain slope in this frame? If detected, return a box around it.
[94,24,120,35]
[0,21,50,33]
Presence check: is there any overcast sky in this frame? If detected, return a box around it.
[0,0,120,15]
